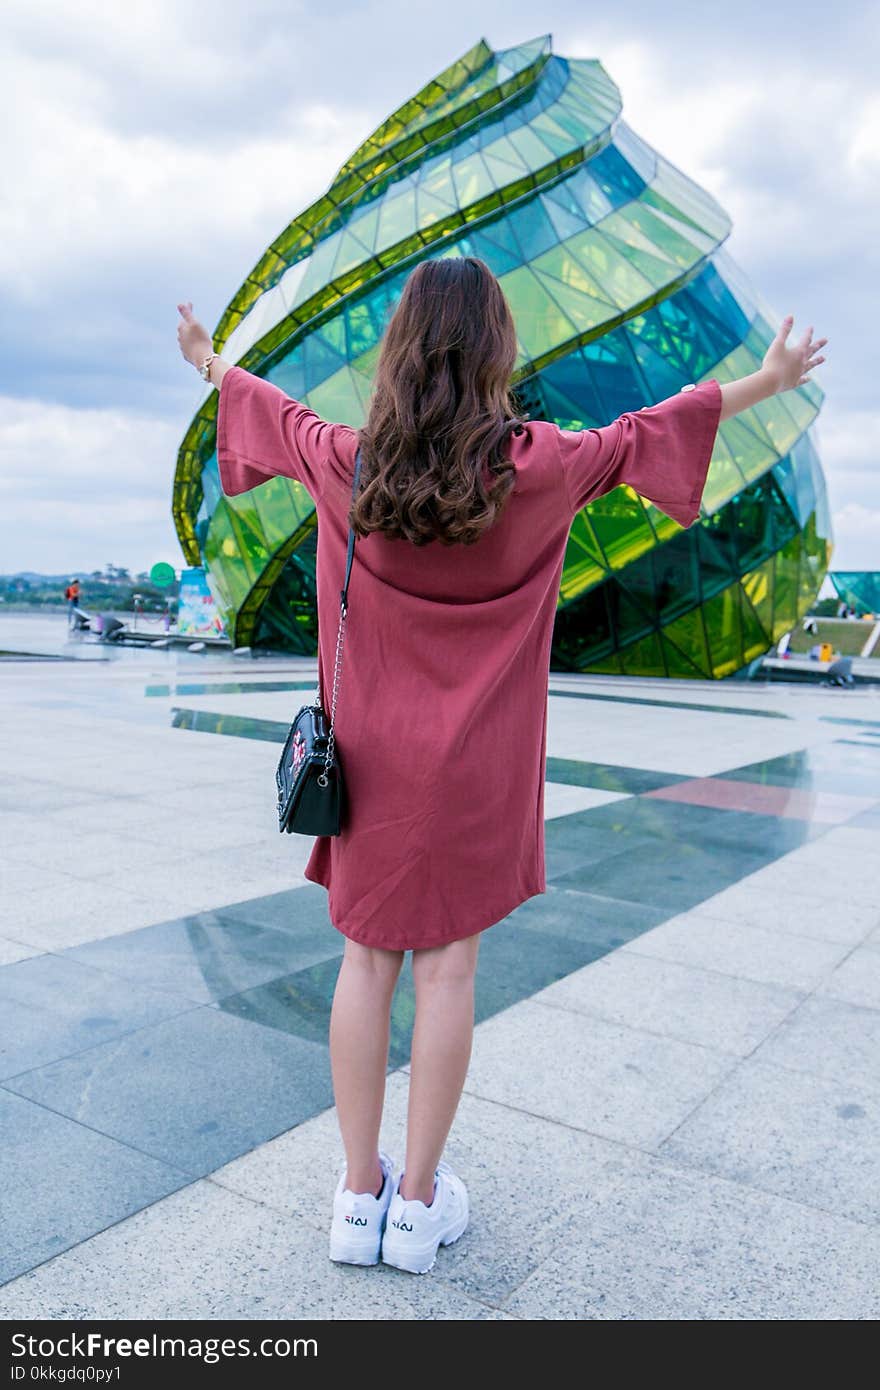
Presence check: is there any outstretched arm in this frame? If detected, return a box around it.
[176,302,232,388]
[718,314,828,422]
[175,301,343,501]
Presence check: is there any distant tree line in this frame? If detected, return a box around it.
[0,565,179,612]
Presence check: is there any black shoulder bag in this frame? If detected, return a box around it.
[275,447,363,836]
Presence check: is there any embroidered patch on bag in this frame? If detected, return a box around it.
[290,729,306,776]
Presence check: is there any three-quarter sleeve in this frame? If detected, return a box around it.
[216,364,338,501]
[556,378,723,529]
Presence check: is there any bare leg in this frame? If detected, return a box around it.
[329,937,405,1195]
[401,931,481,1204]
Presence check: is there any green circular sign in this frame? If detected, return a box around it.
[150,562,176,588]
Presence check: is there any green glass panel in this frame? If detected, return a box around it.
[452,153,498,205]
[499,265,578,358]
[330,231,374,280]
[741,556,774,638]
[531,241,612,298]
[739,582,771,659]
[766,476,800,552]
[700,446,749,517]
[225,502,271,580]
[721,413,775,485]
[581,652,625,675]
[771,533,801,638]
[599,231,679,292]
[560,229,654,307]
[813,470,833,544]
[204,509,253,609]
[482,141,529,179]
[418,160,459,208]
[533,266,612,335]
[702,585,743,678]
[794,449,818,528]
[617,204,700,268]
[751,394,800,463]
[588,488,656,570]
[662,606,711,675]
[607,579,655,644]
[599,206,676,262]
[695,524,738,597]
[376,188,418,247]
[652,539,700,621]
[797,512,823,611]
[732,484,773,573]
[620,629,667,677]
[661,633,708,679]
[345,299,379,358]
[251,476,314,548]
[642,505,681,548]
[643,202,717,256]
[306,367,365,424]
[529,113,575,158]
[507,125,558,168]
[615,554,657,624]
[560,516,608,601]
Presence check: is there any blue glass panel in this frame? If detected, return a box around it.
[506,197,561,261]
[588,142,647,203]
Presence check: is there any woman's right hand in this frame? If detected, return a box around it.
[177,302,214,369]
[763,315,828,392]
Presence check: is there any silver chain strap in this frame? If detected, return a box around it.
[316,597,348,788]
[313,445,361,791]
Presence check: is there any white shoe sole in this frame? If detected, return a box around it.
[381,1210,469,1275]
[329,1232,382,1267]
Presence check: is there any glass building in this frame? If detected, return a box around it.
[173,33,832,678]
[829,573,880,617]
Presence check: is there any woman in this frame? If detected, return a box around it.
[177,257,826,1275]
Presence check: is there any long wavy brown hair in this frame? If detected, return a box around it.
[351,256,526,547]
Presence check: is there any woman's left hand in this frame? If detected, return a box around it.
[762,315,828,392]
[177,302,213,368]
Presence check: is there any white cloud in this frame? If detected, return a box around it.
[0,38,359,306]
[0,395,180,571]
[829,504,880,571]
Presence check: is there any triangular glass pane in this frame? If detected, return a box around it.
[741,557,775,640]
[701,585,743,678]
[620,629,667,677]
[771,533,801,639]
[588,487,656,571]
[739,582,771,659]
[533,267,612,336]
[606,578,655,644]
[661,616,710,677]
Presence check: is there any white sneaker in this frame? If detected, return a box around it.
[328,1151,397,1267]
[381,1160,469,1274]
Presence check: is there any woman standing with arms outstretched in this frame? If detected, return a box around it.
[178,258,826,1275]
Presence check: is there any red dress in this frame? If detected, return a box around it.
[217,367,722,951]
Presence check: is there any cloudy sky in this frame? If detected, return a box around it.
[1,0,876,580]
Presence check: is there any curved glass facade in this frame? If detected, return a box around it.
[173,32,831,676]
[829,572,880,617]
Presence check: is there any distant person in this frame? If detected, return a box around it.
[64,577,80,629]
[178,274,827,1276]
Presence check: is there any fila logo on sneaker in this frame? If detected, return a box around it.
[345,1215,368,1226]
[391,1219,413,1231]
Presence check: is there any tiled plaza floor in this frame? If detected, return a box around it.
[1,612,879,1319]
